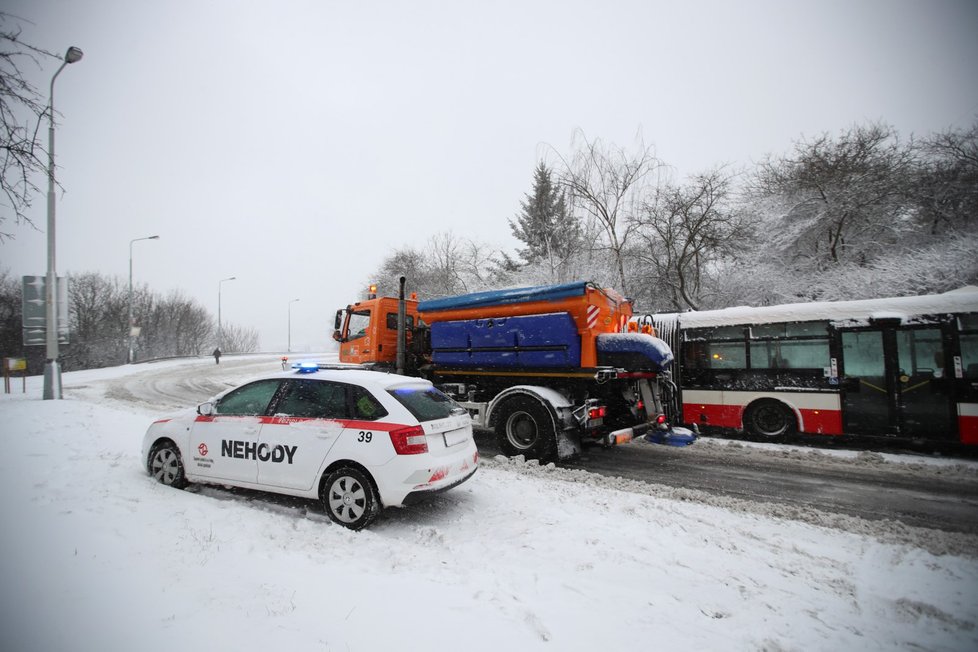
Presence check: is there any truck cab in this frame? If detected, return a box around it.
[334,296,419,366]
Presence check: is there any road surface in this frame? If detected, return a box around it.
[83,354,978,536]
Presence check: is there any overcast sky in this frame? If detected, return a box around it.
[2,0,977,352]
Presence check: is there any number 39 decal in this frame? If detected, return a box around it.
[357,431,373,443]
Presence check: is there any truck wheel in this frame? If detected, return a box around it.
[494,395,558,463]
[744,399,796,438]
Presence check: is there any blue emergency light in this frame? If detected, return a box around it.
[292,361,321,374]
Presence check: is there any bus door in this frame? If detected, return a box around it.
[839,325,955,440]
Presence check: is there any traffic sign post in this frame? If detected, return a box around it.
[3,357,27,394]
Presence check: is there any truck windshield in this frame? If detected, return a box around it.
[346,310,371,340]
[388,386,462,422]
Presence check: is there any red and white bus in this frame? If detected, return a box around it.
[653,287,978,445]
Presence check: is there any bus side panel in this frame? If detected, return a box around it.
[681,389,844,435]
[681,389,742,429]
[959,403,978,445]
[797,407,844,435]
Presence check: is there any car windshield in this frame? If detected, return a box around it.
[387,385,461,422]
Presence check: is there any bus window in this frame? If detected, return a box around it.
[751,339,829,369]
[750,340,776,367]
[961,333,978,379]
[707,342,746,369]
[710,326,746,340]
[842,331,885,377]
[683,340,708,369]
[751,324,785,338]
[785,321,830,337]
[895,329,943,377]
[751,321,828,339]
[959,315,978,331]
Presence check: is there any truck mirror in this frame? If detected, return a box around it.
[332,330,342,342]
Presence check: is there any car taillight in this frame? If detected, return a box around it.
[656,414,668,425]
[389,426,428,455]
[588,406,607,419]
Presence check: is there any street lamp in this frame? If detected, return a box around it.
[128,235,160,363]
[218,276,236,351]
[43,46,84,400]
[288,298,300,352]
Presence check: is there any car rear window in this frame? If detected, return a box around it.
[387,386,460,422]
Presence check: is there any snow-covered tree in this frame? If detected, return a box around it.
[751,123,916,271]
[914,120,978,236]
[509,162,580,282]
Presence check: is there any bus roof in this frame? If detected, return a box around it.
[660,286,978,330]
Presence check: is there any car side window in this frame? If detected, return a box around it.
[276,379,350,419]
[216,379,282,416]
[352,385,389,420]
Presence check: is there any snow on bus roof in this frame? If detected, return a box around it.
[660,287,978,330]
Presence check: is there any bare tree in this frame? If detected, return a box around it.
[220,322,260,353]
[0,13,58,237]
[368,231,507,300]
[635,168,752,311]
[65,272,127,368]
[141,290,213,358]
[556,130,661,294]
[0,267,23,356]
[426,231,469,296]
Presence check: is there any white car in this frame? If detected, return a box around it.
[142,365,479,529]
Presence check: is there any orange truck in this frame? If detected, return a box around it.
[333,279,693,461]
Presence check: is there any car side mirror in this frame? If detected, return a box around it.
[197,401,215,416]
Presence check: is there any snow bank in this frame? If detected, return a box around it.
[1,361,976,651]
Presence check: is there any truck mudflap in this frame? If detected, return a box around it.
[604,422,697,447]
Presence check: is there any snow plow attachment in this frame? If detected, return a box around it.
[644,427,697,446]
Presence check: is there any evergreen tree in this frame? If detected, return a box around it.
[509,162,581,280]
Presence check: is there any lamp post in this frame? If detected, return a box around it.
[217,276,236,351]
[128,235,160,363]
[288,298,300,352]
[43,46,84,400]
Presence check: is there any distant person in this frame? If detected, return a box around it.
[213,347,221,364]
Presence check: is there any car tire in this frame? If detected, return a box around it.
[322,467,379,531]
[494,394,558,463]
[744,399,796,438]
[148,441,188,488]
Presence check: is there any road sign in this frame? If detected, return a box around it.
[22,275,69,346]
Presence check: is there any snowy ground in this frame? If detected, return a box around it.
[1,358,977,651]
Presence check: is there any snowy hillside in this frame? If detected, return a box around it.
[1,359,976,651]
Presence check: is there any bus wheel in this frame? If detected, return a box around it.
[494,395,558,463]
[744,399,796,438]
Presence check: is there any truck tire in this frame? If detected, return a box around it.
[494,395,558,463]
